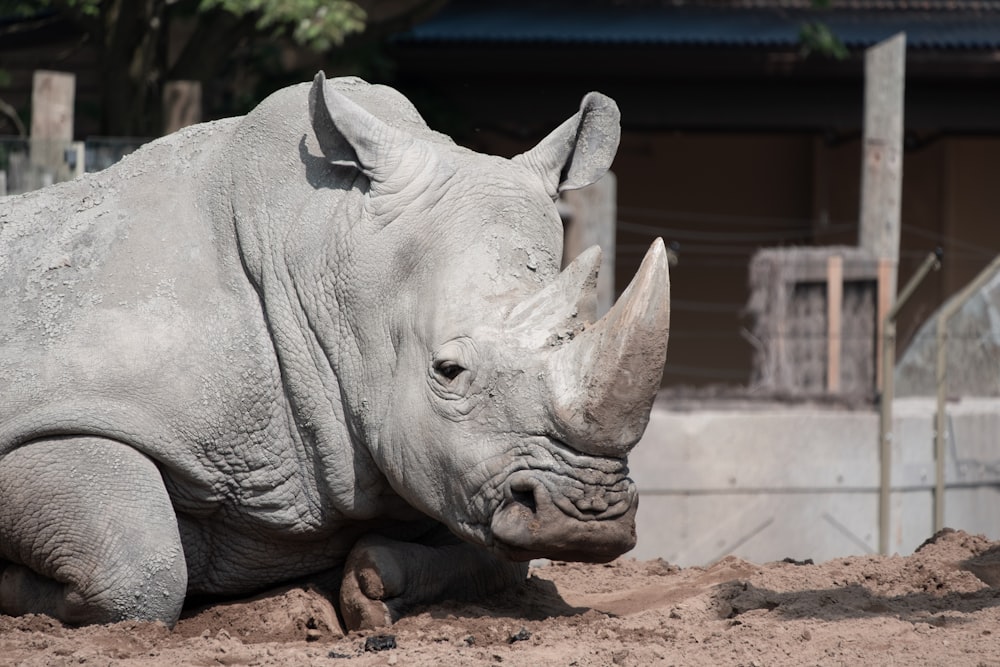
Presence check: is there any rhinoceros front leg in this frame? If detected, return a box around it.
[0,437,187,626]
[340,532,528,631]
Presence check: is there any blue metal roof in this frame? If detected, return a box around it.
[398,3,1000,49]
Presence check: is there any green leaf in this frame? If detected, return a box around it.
[799,21,849,60]
[199,0,367,49]
[66,0,101,16]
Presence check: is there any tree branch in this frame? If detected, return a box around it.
[0,97,27,136]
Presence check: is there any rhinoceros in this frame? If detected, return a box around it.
[0,73,670,629]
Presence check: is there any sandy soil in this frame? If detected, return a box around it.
[4,528,1000,666]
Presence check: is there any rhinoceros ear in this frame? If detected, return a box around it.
[512,92,621,199]
[309,71,414,189]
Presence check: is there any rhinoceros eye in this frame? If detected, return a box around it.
[430,338,477,398]
[434,360,466,382]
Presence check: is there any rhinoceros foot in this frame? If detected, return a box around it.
[339,534,527,631]
[339,536,397,631]
[490,469,638,563]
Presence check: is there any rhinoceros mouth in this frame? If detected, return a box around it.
[488,456,638,563]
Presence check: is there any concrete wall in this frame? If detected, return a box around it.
[629,396,1000,566]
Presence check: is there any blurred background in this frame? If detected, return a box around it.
[5,0,1000,564]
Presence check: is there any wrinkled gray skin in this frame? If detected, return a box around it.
[0,74,670,629]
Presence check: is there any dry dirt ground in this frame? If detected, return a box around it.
[5,528,1000,666]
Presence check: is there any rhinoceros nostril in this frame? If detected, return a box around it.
[509,487,537,514]
[506,476,539,514]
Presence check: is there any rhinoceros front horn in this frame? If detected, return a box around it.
[548,238,670,456]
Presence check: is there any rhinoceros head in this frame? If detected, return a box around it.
[308,73,670,563]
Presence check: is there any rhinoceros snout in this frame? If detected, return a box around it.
[490,471,638,563]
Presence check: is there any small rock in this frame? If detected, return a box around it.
[364,634,397,652]
[508,627,531,644]
[306,628,322,641]
[780,557,814,566]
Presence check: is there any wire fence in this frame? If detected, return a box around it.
[618,216,998,266]
[616,205,1000,389]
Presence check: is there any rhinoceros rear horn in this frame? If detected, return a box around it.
[512,92,621,200]
[508,245,602,335]
[309,71,415,190]
[548,238,670,456]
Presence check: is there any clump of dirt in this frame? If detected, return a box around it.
[175,584,343,643]
[3,529,1000,666]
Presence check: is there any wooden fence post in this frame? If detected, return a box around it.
[826,255,843,393]
[163,81,202,134]
[30,70,75,184]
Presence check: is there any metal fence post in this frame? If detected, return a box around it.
[932,253,1000,533]
[879,250,941,555]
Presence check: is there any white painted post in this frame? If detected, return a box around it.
[859,33,906,303]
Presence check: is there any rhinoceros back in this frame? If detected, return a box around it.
[0,117,276,466]
[0,79,414,525]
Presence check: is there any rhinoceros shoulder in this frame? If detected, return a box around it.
[116,117,242,174]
